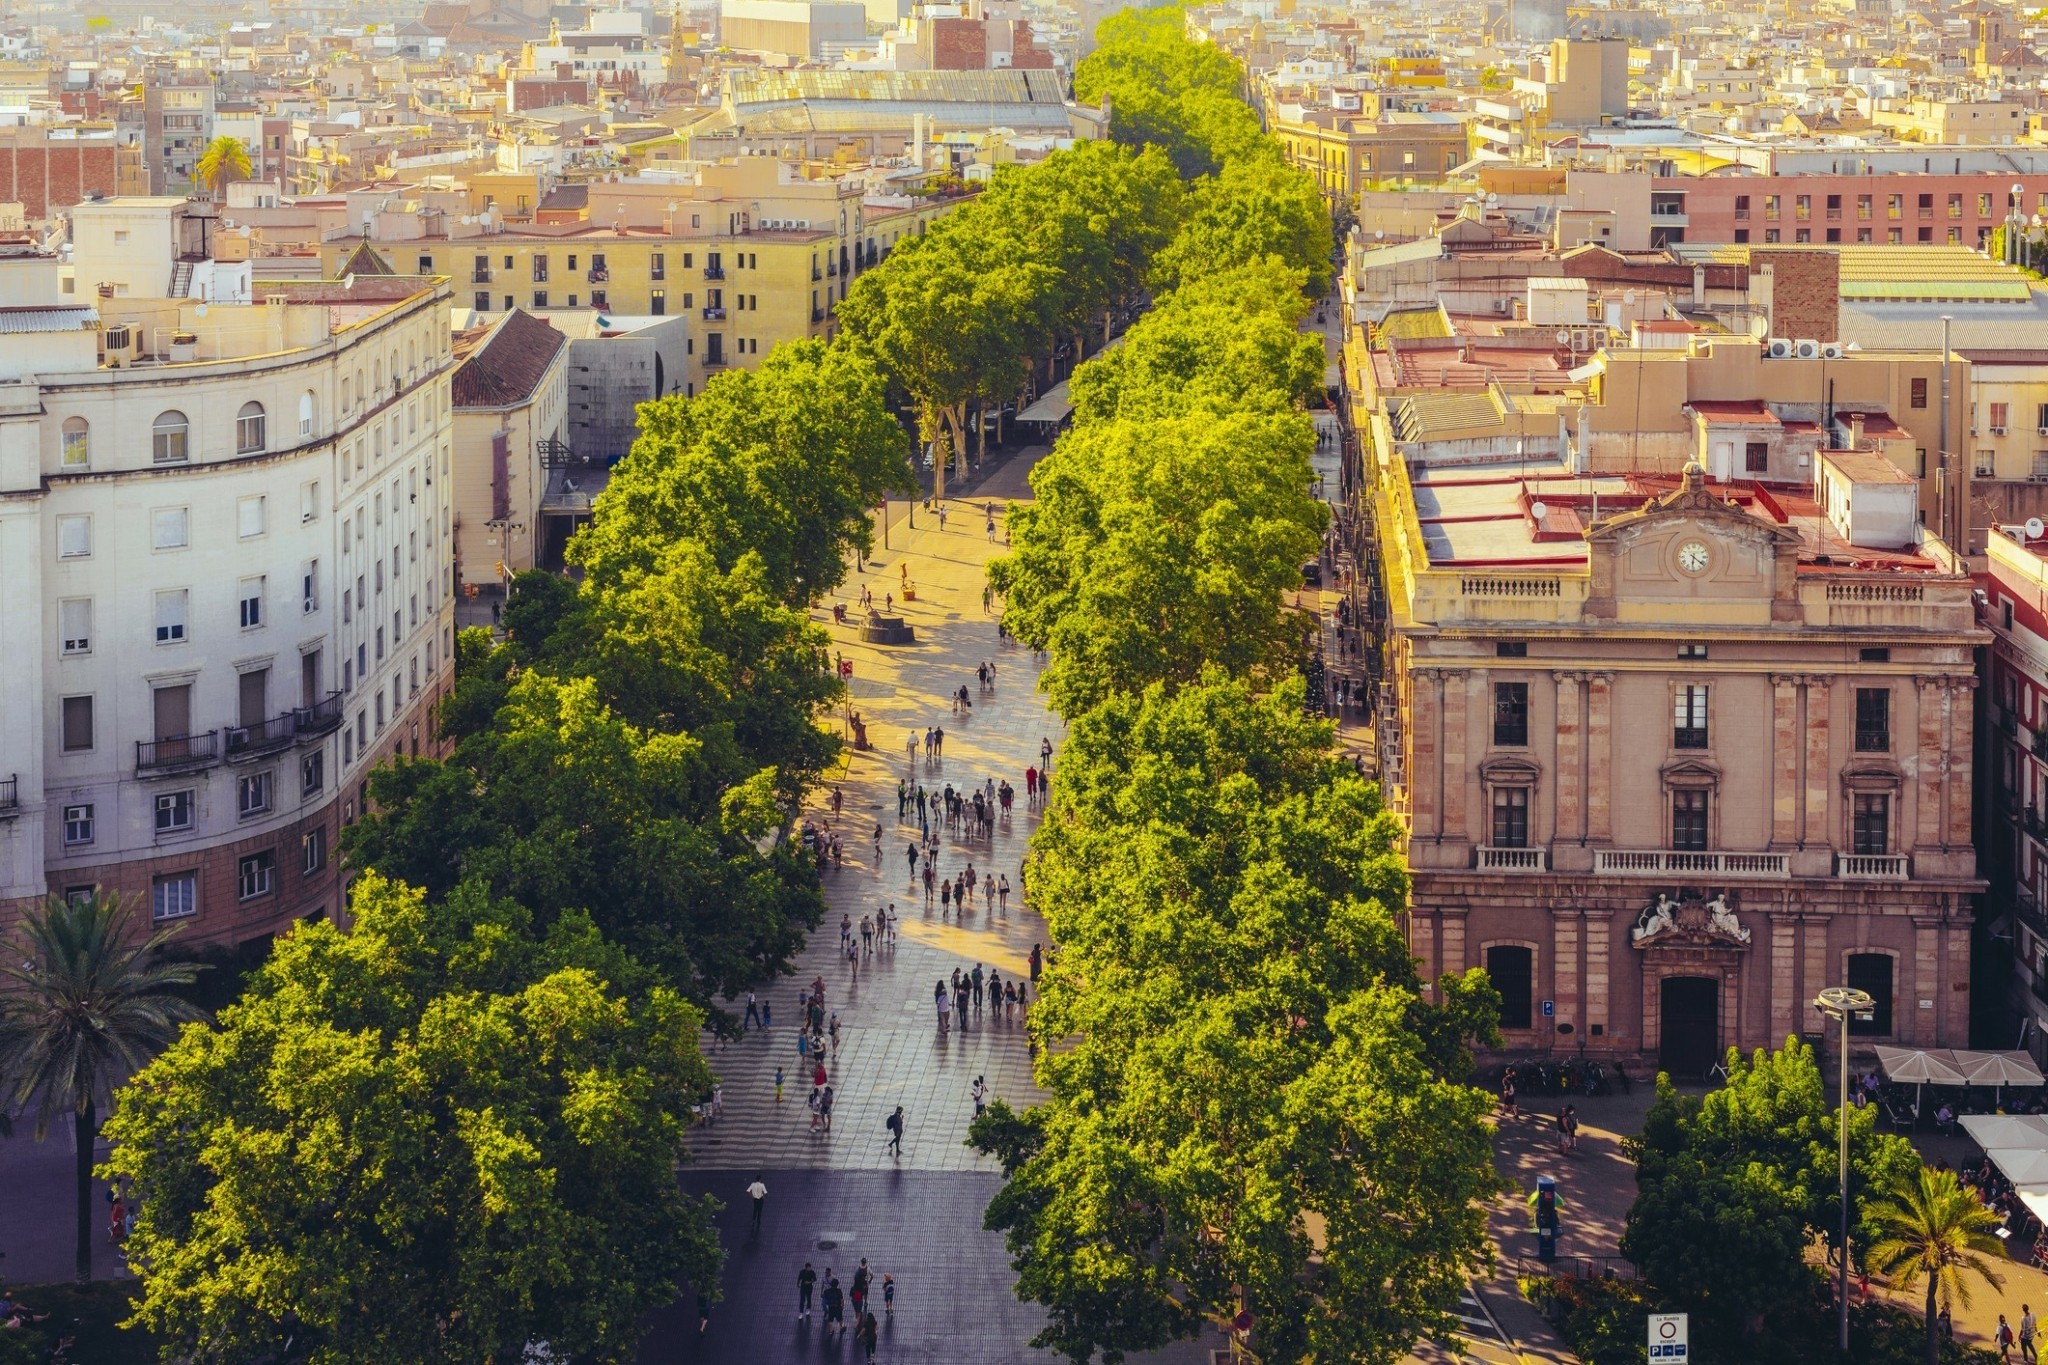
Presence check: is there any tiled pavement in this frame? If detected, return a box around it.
[687,452,1057,1177]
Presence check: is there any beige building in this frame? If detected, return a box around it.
[449,309,569,591]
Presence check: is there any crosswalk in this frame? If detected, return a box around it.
[1433,1285,1521,1365]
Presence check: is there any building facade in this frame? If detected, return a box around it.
[0,237,454,948]
[1979,526,2048,1063]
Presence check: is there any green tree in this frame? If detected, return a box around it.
[975,674,1500,1363]
[567,340,913,604]
[1075,9,1266,177]
[194,135,252,196]
[1864,1167,2007,1365]
[990,405,1326,717]
[102,874,721,1364]
[1151,155,1336,297]
[0,893,205,1284]
[1621,1039,1920,1341]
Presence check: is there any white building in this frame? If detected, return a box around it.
[0,221,454,947]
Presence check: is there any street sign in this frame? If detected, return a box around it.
[1649,1312,1688,1361]
[1541,1000,1555,1018]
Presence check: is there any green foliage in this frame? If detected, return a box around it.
[991,403,1325,717]
[1621,1039,1922,1341]
[1865,1167,2007,1365]
[1075,8,1265,177]
[975,675,1499,1363]
[194,135,251,195]
[1152,155,1335,297]
[0,894,206,1284]
[567,339,913,605]
[102,874,721,1365]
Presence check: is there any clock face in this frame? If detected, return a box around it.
[1678,541,1710,574]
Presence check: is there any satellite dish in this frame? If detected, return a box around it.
[1531,501,1549,520]
[1556,329,1571,345]
[2028,517,2044,540]
[194,303,208,317]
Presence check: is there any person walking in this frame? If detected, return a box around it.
[1029,943,1042,984]
[775,1066,785,1104]
[821,1083,836,1134]
[998,874,1010,912]
[823,1273,845,1334]
[906,841,920,880]
[2022,1303,2038,1363]
[852,1261,871,1322]
[1025,765,1038,803]
[2002,1315,2018,1361]
[747,1177,767,1231]
[886,1104,905,1157]
[972,1075,987,1117]
[883,1275,895,1316]
[743,991,760,1031]
[972,962,985,1013]
[857,1310,880,1361]
[798,1262,817,1321]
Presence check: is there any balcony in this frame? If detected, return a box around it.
[702,306,726,321]
[294,691,345,739]
[1837,853,1910,881]
[704,354,728,369]
[1477,846,1546,872]
[703,265,725,281]
[2033,728,2048,761]
[587,267,609,283]
[136,731,221,776]
[226,715,297,763]
[470,270,491,283]
[0,773,16,819]
[812,307,825,324]
[1593,849,1791,878]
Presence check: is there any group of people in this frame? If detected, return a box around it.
[933,959,1031,1034]
[792,1260,892,1360]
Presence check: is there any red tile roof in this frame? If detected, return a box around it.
[451,308,566,410]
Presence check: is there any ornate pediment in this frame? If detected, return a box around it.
[1630,890,1752,949]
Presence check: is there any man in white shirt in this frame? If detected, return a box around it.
[747,1177,768,1232]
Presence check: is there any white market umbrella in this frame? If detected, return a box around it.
[1987,1149,2048,1187]
[1876,1045,1969,1118]
[1954,1049,2047,1111]
[1961,1114,2048,1150]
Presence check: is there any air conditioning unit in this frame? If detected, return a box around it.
[1993,425,2008,435]
[1821,343,1845,359]
[1793,338,1822,359]
[1767,337,1793,358]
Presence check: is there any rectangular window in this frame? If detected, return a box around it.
[1485,945,1534,1030]
[532,254,548,282]
[304,561,319,614]
[1949,194,1964,218]
[650,288,665,316]
[153,507,189,550]
[61,422,89,467]
[238,771,273,818]
[1493,682,1529,746]
[302,481,320,521]
[57,514,90,558]
[154,789,194,834]
[59,597,91,655]
[1674,684,1709,749]
[239,578,264,630]
[1846,953,1894,1036]
[237,850,275,901]
[303,827,327,875]
[1744,441,1768,472]
[151,872,197,921]
[1491,787,1530,849]
[60,695,92,752]
[1672,790,1709,851]
[154,589,188,643]
[1993,401,2011,431]
[302,749,325,796]
[651,252,665,280]
[62,803,93,845]
[238,495,266,539]
[532,290,548,310]
[1911,377,1928,409]
[1852,792,1890,855]
[1855,687,1891,752]
[1496,642,1527,658]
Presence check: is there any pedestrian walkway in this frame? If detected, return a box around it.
[689,457,1060,1175]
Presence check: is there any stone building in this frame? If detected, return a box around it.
[1370,458,1984,1074]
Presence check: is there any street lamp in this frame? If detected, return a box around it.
[1814,984,1876,1354]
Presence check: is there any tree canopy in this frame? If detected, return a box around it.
[102,875,721,1365]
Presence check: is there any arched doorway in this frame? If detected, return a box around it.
[1659,976,1720,1078]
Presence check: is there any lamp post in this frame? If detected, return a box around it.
[1814,984,1876,1354]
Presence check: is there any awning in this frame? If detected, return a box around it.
[1961,1114,2048,1150]
[1016,382,1073,425]
[1875,1045,1969,1086]
[2019,1187,2048,1227]
[1956,1050,2048,1088]
[1987,1148,2048,1186]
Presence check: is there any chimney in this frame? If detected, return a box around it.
[1849,414,1864,449]
[1691,262,1706,309]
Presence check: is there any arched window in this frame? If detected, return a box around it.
[341,376,351,411]
[374,359,384,394]
[236,401,266,454]
[1484,944,1535,1031]
[299,391,315,438]
[60,416,88,468]
[151,411,189,464]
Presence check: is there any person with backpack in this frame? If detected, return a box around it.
[2001,1313,2017,1361]
[852,1260,871,1321]
[822,1272,844,1334]
[886,1105,905,1158]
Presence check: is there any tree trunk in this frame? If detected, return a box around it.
[1924,1279,1938,1365]
[924,403,945,501]
[74,1097,95,1286]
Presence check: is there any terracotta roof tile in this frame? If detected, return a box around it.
[451,308,566,409]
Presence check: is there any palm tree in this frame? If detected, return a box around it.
[0,894,205,1284]
[1865,1165,2008,1365]
[194,134,252,197]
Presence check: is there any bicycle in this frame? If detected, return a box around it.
[1704,1059,1732,1086]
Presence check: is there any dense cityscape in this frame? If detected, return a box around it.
[0,0,2047,1359]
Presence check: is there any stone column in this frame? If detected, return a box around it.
[1411,910,1437,995]
[1770,911,1800,1044]
[1945,916,1972,1046]
[1553,908,1582,1044]
[1554,671,1584,844]
[1915,677,1946,852]
[1770,675,1801,847]
[1410,668,1441,838]
[1440,907,1469,977]
[1441,669,1470,843]
[1586,910,1610,1043]
[1587,672,1615,844]
[1947,678,1977,850]
[1913,918,1942,1046]
[1802,915,1831,1025]
[1802,676,1832,849]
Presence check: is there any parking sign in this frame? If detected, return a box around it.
[1648,1312,1688,1361]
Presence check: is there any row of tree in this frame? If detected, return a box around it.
[973,12,1506,1364]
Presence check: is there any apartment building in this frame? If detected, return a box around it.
[1979,525,2048,1063]
[140,67,216,196]
[0,232,454,948]
[449,307,568,590]
[1269,105,1469,205]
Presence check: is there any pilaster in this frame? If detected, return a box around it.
[1586,671,1614,844]
[1770,674,1800,847]
[1802,676,1831,848]
[1554,671,1583,844]
[1441,669,1470,843]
